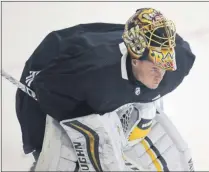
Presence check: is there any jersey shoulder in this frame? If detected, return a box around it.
[53,23,125,56]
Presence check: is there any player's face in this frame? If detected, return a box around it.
[132,59,166,89]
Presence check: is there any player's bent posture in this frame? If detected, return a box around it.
[15,8,195,171]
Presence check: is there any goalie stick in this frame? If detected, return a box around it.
[1,69,37,100]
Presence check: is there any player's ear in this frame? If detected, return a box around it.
[132,59,138,66]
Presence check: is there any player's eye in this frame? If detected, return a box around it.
[152,66,158,71]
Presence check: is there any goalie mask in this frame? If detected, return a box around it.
[122,8,177,71]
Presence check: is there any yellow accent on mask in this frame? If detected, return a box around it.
[122,8,177,64]
[149,47,176,71]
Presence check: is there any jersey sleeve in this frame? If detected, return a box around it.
[15,31,64,154]
[175,33,196,76]
[32,57,89,121]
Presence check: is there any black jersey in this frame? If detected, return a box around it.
[16,23,195,154]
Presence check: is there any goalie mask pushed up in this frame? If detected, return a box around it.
[122,8,177,71]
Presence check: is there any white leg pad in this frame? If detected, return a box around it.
[35,115,78,171]
[60,112,127,171]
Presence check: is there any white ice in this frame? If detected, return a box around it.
[1,2,209,171]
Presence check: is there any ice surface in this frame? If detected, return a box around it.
[1,2,209,171]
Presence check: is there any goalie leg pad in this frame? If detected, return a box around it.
[123,106,195,171]
[60,112,127,171]
[34,115,78,171]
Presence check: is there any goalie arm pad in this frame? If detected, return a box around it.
[123,107,195,171]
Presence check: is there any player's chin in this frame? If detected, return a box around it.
[147,82,160,90]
